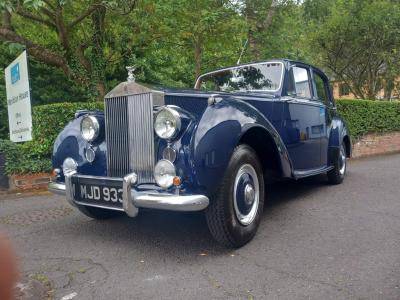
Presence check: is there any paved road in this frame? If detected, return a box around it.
[0,154,399,299]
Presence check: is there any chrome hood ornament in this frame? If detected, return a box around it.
[126,66,136,82]
[105,65,164,106]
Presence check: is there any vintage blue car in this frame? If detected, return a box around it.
[49,59,351,247]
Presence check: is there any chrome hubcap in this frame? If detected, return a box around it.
[339,146,346,176]
[244,184,255,206]
[233,164,260,226]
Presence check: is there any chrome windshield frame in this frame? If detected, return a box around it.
[194,61,284,93]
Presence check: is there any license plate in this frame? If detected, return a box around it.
[71,177,123,209]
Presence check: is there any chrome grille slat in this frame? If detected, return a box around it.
[105,93,155,183]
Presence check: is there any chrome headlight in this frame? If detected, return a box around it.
[62,157,77,175]
[154,159,176,188]
[80,115,99,142]
[154,107,181,139]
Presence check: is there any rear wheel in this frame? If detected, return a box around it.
[327,143,347,185]
[76,205,123,219]
[205,144,264,248]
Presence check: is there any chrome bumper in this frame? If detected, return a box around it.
[48,173,209,217]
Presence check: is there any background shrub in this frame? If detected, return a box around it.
[336,99,400,139]
[0,102,103,175]
[1,99,400,175]
[30,102,104,157]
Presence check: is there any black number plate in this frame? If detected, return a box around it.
[71,177,123,209]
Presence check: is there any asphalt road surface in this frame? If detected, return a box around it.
[1,154,399,299]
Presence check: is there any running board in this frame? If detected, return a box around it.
[293,166,334,179]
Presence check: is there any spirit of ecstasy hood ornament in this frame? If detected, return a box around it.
[126,66,136,82]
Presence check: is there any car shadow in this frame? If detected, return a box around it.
[65,175,329,256]
[264,174,328,211]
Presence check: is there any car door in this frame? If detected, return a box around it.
[281,64,324,170]
[312,69,334,166]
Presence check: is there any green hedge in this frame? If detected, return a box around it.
[0,102,103,175]
[336,99,400,139]
[1,99,400,175]
[30,102,104,157]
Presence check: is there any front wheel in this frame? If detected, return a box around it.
[327,143,347,185]
[205,144,264,248]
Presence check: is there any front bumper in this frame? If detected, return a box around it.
[48,172,209,217]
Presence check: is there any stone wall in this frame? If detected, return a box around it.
[352,132,400,158]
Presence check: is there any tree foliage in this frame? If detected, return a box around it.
[304,0,400,99]
[0,0,139,100]
[0,0,399,139]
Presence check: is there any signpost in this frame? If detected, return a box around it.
[5,50,33,142]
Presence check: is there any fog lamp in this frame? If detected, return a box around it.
[85,147,96,163]
[62,157,77,175]
[154,159,176,188]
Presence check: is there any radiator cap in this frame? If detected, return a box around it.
[105,66,164,106]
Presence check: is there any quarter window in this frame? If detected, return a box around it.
[290,67,311,98]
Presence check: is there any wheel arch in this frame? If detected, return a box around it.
[328,116,352,164]
[342,135,352,158]
[238,126,290,181]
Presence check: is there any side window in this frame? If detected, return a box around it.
[289,66,312,98]
[314,72,329,104]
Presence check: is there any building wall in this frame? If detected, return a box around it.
[332,79,399,100]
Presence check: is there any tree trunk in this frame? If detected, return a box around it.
[91,6,107,100]
[95,82,106,100]
[194,32,203,79]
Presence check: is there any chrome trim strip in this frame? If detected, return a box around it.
[123,173,138,217]
[64,171,77,207]
[195,61,284,92]
[70,174,123,181]
[293,165,334,179]
[134,193,209,212]
[48,181,66,196]
[73,201,125,212]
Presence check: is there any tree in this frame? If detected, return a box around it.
[305,0,400,99]
[242,0,279,60]
[126,0,245,85]
[0,0,138,100]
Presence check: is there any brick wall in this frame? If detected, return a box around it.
[9,173,51,191]
[0,153,9,190]
[352,132,400,158]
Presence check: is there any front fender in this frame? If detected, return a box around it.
[52,112,107,180]
[192,97,292,195]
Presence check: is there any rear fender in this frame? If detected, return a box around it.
[328,116,351,164]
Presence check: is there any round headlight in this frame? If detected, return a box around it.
[80,115,99,142]
[62,157,77,175]
[154,107,181,139]
[154,159,176,188]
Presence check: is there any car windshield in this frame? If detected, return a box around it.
[195,62,283,92]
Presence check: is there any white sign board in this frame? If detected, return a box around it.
[5,50,33,142]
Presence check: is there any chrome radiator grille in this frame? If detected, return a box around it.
[104,94,155,183]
